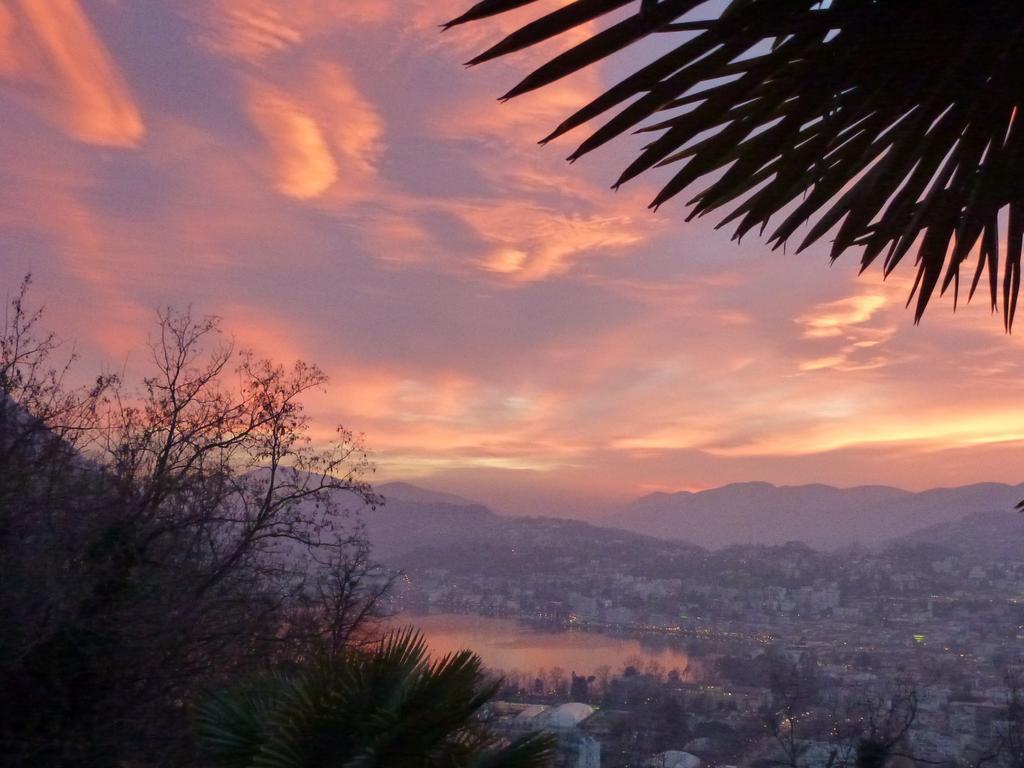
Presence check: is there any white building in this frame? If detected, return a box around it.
[645,750,702,768]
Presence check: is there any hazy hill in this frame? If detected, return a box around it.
[360,479,1024,559]
[362,482,696,568]
[898,509,1024,561]
[377,481,477,507]
[609,481,1024,549]
[365,492,500,560]
[395,514,703,577]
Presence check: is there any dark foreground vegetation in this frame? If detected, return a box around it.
[0,276,551,768]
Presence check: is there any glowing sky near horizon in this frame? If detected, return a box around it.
[3,0,1024,516]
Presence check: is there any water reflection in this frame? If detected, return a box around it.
[394,613,702,680]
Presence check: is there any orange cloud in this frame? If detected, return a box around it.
[0,5,16,75]
[793,292,897,372]
[14,0,1024,509]
[317,64,384,178]
[798,355,848,373]
[415,22,667,282]
[612,426,721,453]
[197,3,301,61]
[798,293,887,339]
[467,202,646,281]
[246,64,383,201]
[709,407,1024,460]
[0,0,143,146]
[247,83,338,199]
[192,0,396,62]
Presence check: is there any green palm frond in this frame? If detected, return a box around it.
[194,627,556,768]
[448,0,1024,328]
[194,671,290,768]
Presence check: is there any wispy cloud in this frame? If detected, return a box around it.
[798,293,887,339]
[794,292,896,372]
[247,84,338,199]
[6,0,1024,514]
[0,0,143,146]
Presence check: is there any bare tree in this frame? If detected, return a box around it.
[964,670,1024,768]
[302,533,396,653]
[0,282,389,768]
[763,659,815,768]
[836,678,920,768]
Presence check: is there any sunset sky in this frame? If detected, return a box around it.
[3,0,1024,516]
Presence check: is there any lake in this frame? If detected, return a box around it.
[392,613,701,679]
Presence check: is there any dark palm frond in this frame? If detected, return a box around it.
[194,627,556,768]
[448,0,1024,328]
[194,670,291,768]
[469,732,560,768]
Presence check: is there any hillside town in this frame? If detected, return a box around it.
[390,535,1024,768]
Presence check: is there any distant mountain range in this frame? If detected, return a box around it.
[366,481,674,570]
[607,481,1024,549]
[361,480,1024,557]
[375,482,478,507]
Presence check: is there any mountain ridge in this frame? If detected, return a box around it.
[377,481,480,508]
[609,480,1024,549]
[360,480,1024,558]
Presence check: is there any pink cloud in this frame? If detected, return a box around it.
[0,0,143,147]
[247,83,339,200]
[10,0,1024,510]
[467,201,647,281]
[191,0,396,63]
[245,63,383,201]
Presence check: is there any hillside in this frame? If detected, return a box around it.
[360,483,698,568]
[376,481,478,507]
[898,509,1024,561]
[364,495,500,560]
[609,481,1024,549]
[359,480,1024,558]
[394,514,702,577]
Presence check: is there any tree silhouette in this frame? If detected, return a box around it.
[0,278,387,766]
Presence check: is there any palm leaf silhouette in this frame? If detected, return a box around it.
[195,628,556,768]
[448,1,1024,328]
